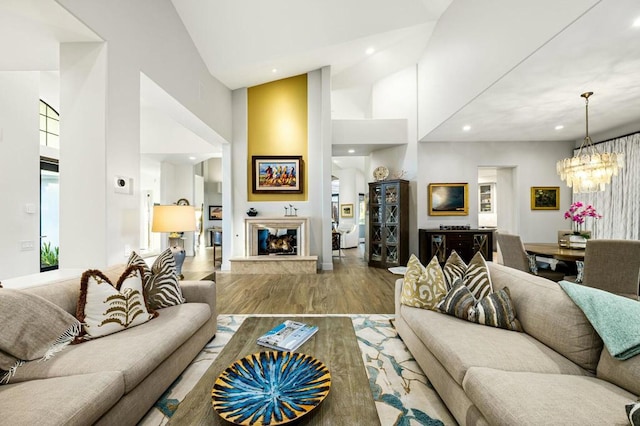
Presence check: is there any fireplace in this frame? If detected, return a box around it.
[245,217,309,257]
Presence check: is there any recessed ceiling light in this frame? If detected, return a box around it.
[365,47,375,55]
[555,125,564,130]
[633,16,640,27]
[271,68,277,73]
[348,149,355,154]
[462,125,471,131]
[189,156,196,160]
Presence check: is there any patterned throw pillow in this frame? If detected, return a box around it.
[436,280,476,321]
[472,286,522,331]
[76,266,156,341]
[627,402,640,426]
[443,251,466,289]
[526,254,539,275]
[127,249,185,309]
[463,252,494,300]
[575,260,584,283]
[400,254,448,310]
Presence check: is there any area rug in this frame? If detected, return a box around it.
[139,314,455,426]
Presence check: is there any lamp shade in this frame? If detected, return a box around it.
[152,205,197,233]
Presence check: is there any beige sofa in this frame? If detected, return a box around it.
[395,262,639,425]
[0,266,217,425]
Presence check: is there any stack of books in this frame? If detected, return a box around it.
[256,320,318,351]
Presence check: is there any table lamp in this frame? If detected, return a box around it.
[152,205,196,279]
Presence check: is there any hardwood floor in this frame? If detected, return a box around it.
[181,244,398,314]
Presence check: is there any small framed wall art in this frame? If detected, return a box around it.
[428,183,469,216]
[340,203,354,218]
[209,205,222,220]
[252,155,303,193]
[531,187,559,210]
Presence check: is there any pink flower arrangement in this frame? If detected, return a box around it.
[564,202,602,233]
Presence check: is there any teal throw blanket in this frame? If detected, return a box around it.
[559,280,640,360]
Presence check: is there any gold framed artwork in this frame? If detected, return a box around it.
[251,155,302,193]
[428,183,469,216]
[340,203,354,218]
[531,186,560,210]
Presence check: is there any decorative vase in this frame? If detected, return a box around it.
[568,230,591,249]
[246,208,258,217]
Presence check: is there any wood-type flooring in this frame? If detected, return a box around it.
[181,244,397,314]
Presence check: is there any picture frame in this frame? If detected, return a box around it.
[428,183,469,216]
[531,187,559,210]
[252,155,303,193]
[340,203,354,218]
[209,205,222,220]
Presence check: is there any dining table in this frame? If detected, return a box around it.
[523,243,586,262]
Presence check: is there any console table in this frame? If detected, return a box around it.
[419,228,494,265]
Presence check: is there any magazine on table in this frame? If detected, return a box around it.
[257,320,319,351]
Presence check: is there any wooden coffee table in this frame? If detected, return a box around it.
[168,316,380,425]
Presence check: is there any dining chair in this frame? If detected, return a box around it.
[581,239,640,299]
[495,232,566,282]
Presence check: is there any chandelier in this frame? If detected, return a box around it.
[556,92,624,193]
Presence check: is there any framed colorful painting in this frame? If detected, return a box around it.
[252,156,303,193]
[531,186,559,210]
[428,183,469,216]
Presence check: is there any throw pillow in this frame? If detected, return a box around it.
[526,254,539,275]
[627,402,640,426]
[0,289,81,361]
[575,260,584,283]
[127,249,185,309]
[436,280,476,321]
[442,250,466,289]
[472,286,523,332]
[400,254,448,310]
[463,252,494,300]
[76,265,156,341]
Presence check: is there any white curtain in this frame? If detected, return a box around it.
[573,133,640,240]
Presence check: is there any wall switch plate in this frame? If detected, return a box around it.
[20,240,35,251]
[25,203,36,214]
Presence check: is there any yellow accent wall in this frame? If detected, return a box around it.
[248,74,308,201]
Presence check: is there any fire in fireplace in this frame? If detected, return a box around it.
[258,229,298,255]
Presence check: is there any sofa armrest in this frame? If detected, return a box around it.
[395,278,403,315]
[180,280,216,315]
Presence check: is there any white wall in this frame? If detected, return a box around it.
[0,72,41,279]
[417,140,575,243]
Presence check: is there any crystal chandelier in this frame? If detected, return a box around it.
[556,92,624,193]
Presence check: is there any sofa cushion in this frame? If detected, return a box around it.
[488,263,603,373]
[8,302,211,393]
[597,347,640,396]
[76,266,156,341]
[0,372,124,426]
[127,249,185,309]
[400,254,447,310]
[472,286,522,332]
[399,305,589,386]
[0,289,81,361]
[463,367,634,426]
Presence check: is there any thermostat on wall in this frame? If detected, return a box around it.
[114,176,133,194]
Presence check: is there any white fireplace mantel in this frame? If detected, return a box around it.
[245,217,310,257]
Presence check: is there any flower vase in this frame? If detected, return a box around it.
[568,230,591,249]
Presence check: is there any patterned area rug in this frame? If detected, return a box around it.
[139,314,456,426]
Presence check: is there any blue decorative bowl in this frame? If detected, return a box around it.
[212,351,331,425]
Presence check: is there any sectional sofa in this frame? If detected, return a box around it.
[395,262,639,425]
[0,265,217,425]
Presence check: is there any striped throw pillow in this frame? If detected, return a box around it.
[472,286,522,331]
[627,402,640,426]
[400,254,448,310]
[127,249,185,309]
[463,252,493,300]
[436,280,475,321]
[442,251,466,289]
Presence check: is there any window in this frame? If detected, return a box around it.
[39,100,59,149]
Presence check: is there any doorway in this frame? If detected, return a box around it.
[477,166,517,236]
[40,158,59,272]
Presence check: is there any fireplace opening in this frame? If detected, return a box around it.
[258,229,298,255]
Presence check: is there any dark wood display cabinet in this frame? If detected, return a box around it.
[368,179,409,268]
[419,228,494,265]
